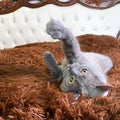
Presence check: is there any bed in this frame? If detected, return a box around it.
[0,0,120,49]
[0,0,120,119]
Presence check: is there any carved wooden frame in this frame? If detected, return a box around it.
[0,0,120,15]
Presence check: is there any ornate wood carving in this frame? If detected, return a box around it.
[0,0,120,14]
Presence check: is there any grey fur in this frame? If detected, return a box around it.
[44,52,62,80]
[44,19,113,98]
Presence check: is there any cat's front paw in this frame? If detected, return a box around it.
[46,19,68,40]
[43,51,62,81]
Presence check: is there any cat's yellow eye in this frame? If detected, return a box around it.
[80,69,88,74]
[68,76,75,84]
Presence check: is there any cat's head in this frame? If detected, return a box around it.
[60,62,113,98]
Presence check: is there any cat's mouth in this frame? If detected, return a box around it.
[60,82,82,99]
[73,90,82,99]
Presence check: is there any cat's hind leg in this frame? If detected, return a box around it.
[43,52,62,81]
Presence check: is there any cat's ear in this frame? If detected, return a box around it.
[96,85,113,91]
[95,79,113,91]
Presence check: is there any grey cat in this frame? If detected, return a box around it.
[43,19,113,98]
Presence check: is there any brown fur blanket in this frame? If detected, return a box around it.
[0,34,120,120]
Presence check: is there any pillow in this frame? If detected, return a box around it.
[0,34,120,120]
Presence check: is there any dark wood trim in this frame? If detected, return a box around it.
[0,0,120,14]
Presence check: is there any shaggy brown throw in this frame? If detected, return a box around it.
[0,34,120,120]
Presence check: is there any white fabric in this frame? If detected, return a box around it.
[0,4,120,49]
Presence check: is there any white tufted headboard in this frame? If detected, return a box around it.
[0,3,120,49]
